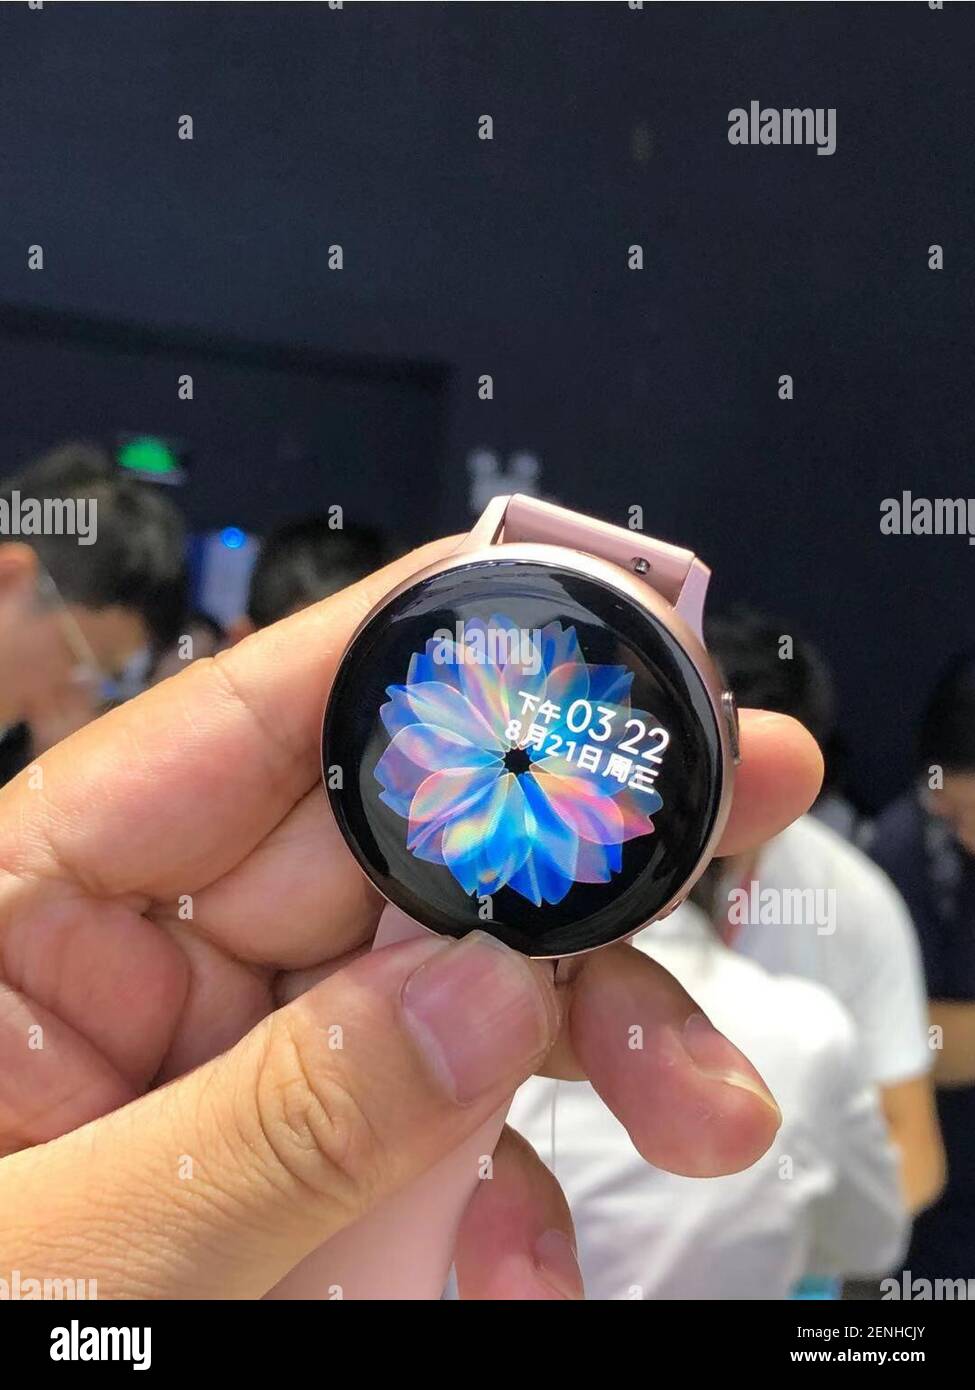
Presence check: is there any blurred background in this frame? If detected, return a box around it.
[0,1,971,807]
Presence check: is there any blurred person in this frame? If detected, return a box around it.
[149,610,228,685]
[699,612,945,1219]
[233,518,390,635]
[709,607,865,841]
[508,901,908,1299]
[869,652,975,1279]
[0,442,186,782]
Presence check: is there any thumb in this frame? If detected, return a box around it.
[0,931,557,1299]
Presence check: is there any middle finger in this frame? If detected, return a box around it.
[553,942,782,1178]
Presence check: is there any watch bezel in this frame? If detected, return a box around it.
[321,541,736,959]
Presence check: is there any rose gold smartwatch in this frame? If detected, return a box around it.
[270,494,739,1300]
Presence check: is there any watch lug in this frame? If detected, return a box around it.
[455,494,512,552]
[674,558,711,642]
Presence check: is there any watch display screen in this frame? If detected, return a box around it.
[323,559,723,956]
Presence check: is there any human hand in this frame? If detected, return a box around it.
[0,537,822,1298]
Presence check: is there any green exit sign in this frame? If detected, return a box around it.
[117,435,186,484]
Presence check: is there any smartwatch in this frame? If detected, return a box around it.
[271,494,739,1300]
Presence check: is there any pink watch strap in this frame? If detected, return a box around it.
[269,496,704,1299]
[498,494,711,636]
[266,906,510,1300]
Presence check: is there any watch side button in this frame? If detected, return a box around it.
[721,690,741,765]
[656,893,687,922]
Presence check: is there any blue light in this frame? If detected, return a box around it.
[220,526,246,550]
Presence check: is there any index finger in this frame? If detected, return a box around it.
[0,536,463,900]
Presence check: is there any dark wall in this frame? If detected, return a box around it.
[0,309,449,538]
[0,2,972,807]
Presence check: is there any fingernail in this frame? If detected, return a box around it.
[533,1228,584,1300]
[681,1012,781,1124]
[402,931,555,1104]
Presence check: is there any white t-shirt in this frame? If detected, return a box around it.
[728,815,931,1086]
[508,909,908,1300]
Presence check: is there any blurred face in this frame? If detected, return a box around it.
[0,545,147,727]
[925,773,975,857]
[23,604,148,753]
[66,604,149,683]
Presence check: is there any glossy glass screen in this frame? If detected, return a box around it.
[323,559,723,956]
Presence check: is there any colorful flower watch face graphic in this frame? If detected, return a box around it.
[373,616,668,906]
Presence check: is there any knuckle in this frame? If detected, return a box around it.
[248,1015,385,1222]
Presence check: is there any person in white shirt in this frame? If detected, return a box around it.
[726,815,933,1095]
[509,904,909,1299]
[701,611,945,1216]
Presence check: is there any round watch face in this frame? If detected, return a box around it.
[323,557,724,957]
